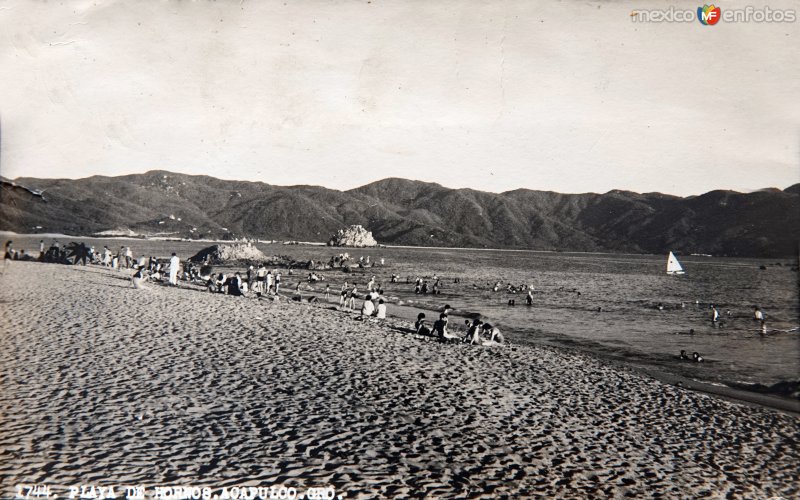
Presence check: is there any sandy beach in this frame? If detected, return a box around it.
[1,261,798,498]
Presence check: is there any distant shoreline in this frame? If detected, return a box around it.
[3,231,797,261]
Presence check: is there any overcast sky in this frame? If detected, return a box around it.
[1,0,798,195]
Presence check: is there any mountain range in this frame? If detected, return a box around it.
[1,171,798,257]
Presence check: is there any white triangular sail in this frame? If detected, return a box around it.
[666,251,685,275]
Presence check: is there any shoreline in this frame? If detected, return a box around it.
[1,261,798,496]
[321,295,800,416]
[3,231,798,260]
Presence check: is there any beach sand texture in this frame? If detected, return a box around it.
[1,262,797,498]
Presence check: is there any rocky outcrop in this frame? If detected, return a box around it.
[328,225,378,247]
[189,243,267,264]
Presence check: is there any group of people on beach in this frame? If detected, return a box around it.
[413,310,505,345]
[127,249,505,347]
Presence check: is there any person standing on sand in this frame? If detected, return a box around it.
[339,281,348,307]
[169,253,180,286]
[275,272,282,294]
[247,266,254,291]
[125,246,133,269]
[347,285,358,310]
[255,264,267,293]
[2,240,13,274]
[265,270,274,294]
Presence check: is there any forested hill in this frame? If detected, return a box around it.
[1,171,797,257]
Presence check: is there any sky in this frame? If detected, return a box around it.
[1,0,798,196]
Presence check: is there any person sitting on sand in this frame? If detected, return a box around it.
[432,313,449,339]
[692,352,704,362]
[376,299,387,319]
[482,323,504,343]
[464,319,483,345]
[131,268,148,289]
[228,272,244,296]
[214,273,227,293]
[359,295,375,319]
[415,313,432,336]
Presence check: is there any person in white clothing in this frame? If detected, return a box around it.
[375,299,387,319]
[360,295,375,319]
[169,253,180,285]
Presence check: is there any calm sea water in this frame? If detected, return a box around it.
[7,234,799,390]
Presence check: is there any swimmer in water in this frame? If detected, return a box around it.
[760,320,767,336]
[753,306,764,321]
[680,350,690,360]
[710,305,720,323]
[692,352,704,362]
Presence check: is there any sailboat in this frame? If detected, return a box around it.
[666,251,685,275]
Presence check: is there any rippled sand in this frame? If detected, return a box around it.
[1,261,798,498]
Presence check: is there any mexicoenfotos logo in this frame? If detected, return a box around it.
[631,4,797,23]
[698,4,721,25]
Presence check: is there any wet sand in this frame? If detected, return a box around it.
[0,261,798,498]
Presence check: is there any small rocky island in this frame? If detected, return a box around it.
[327,225,378,247]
